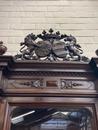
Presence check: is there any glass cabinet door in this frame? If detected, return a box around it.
[10,106,95,130]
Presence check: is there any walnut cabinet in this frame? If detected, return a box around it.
[0,56,98,130]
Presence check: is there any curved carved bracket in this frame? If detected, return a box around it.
[14,29,89,62]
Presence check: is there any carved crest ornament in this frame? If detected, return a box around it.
[14,29,89,62]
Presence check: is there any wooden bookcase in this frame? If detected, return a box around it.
[0,56,98,130]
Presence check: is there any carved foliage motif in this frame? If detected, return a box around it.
[9,79,44,88]
[8,79,94,90]
[60,80,94,89]
[20,79,44,88]
[60,80,82,89]
[14,29,89,62]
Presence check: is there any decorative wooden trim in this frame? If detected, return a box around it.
[0,56,97,96]
[3,89,98,98]
[14,29,89,62]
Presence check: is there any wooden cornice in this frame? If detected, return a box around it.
[0,55,95,81]
[0,55,94,73]
[0,56,98,98]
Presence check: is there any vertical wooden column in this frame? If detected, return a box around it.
[0,100,11,130]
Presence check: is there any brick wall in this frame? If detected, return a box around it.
[0,0,98,58]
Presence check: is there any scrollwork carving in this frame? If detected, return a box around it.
[8,79,94,90]
[20,80,43,88]
[9,79,44,88]
[60,80,82,89]
[14,29,89,62]
[60,80,94,89]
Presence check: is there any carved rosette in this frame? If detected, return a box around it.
[14,29,89,62]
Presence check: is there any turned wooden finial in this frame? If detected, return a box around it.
[0,41,7,55]
[95,49,98,56]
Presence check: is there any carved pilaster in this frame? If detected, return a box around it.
[0,56,13,95]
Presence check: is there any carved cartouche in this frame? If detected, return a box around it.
[0,41,7,55]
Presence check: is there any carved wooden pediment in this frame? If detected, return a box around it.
[14,29,89,62]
